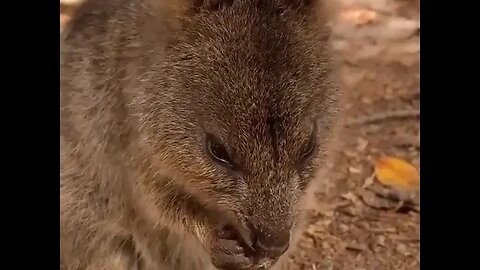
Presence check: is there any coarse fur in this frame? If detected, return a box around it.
[60,0,342,269]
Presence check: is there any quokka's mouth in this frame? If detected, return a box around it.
[216,223,285,269]
[217,223,256,255]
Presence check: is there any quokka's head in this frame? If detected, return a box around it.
[132,0,341,267]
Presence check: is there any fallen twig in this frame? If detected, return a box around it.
[366,227,397,234]
[346,243,367,252]
[345,109,420,127]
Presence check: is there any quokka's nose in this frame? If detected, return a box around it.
[252,229,290,258]
[241,221,291,260]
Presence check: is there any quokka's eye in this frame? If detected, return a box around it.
[299,125,318,165]
[300,135,316,163]
[206,134,235,168]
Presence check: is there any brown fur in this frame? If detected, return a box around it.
[60,0,342,269]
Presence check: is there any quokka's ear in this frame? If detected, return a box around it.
[275,0,336,19]
[148,0,335,18]
[192,0,330,14]
[145,0,335,31]
[155,0,330,13]
[149,0,235,14]
[276,0,317,8]
[190,0,235,10]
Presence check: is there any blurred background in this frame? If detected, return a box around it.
[60,0,420,269]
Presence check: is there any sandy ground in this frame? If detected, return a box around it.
[60,0,420,269]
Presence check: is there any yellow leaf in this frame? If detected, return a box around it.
[374,156,420,191]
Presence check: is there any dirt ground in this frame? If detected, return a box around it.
[60,0,420,269]
[286,1,420,269]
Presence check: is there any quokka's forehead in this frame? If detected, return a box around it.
[203,110,314,154]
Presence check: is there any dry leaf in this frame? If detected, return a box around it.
[362,174,376,188]
[349,166,362,174]
[374,156,420,191]
[356,137,369,152]
[60,0,84,5]
[358,189,399,209]
[341,191,360,204]
[60,14,71,32]
[340,8,378,25]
